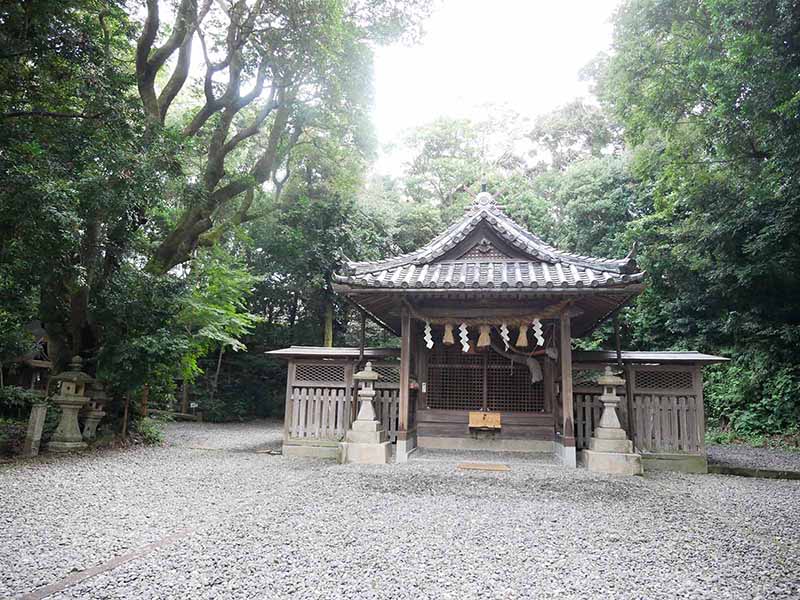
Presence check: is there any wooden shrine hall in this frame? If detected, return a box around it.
[268,191,726,472]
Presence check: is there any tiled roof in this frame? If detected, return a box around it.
[335,192,644,292]
[335,260,643,289]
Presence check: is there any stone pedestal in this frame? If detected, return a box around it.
[341,362,391,464]
[82,381,109,441]
[22,402,48,457]
[82,409,106,441]
[48,395,89,451]
[584,367,642,476]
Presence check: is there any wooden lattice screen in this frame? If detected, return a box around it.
[426,345,545,412]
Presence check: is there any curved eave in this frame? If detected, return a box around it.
[332,280,646,296]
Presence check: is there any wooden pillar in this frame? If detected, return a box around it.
[397,306,414,462]
[283,360,296,444]
[559,308,576,466]
[399,307,411,432]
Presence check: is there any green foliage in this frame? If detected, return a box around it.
[528,99,622,172]
[0,386,43,413]
[596,0,800,434]
[134,417,165,446]
[94,266,189,397]
[178,248,261,380]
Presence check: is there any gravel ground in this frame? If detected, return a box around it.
[1,421,798,600]
[708,443,800,472]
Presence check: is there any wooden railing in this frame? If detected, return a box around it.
[288,386,400,442]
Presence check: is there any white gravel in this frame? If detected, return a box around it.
[708,443,800,472]
[1,421,799,599]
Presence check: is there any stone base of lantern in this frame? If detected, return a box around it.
[48,396,89,453]
[585,425,642,475]
[341,420,391,464]
[584,448,643,476]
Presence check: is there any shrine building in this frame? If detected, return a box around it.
[268,191,725,472]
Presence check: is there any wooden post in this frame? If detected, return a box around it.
[559,308,576,466]
[121,392,130,437]
[614,315,623,368]
[399,307,411,432]
[397,307,413,462]
[543,355,554,415]
[358,310,366,369]
[140,384,149,418]
[624,362,635,443]
[283,361,295,443]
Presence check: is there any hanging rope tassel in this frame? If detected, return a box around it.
[458,323,470,353]
[516,324,529,347]
[424,321,434,349]
[477,325,491,347]
[499,322,510,351]
[443,323,455,345]
[532,318,545,346]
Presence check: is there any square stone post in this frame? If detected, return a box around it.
[21,402,48,457]
[341,362,391,464]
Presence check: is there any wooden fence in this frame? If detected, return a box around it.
[285,357,705,456]
[285,360,401,443]
[572,364,705,454]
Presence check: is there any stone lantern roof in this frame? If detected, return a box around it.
[51,356,95,387]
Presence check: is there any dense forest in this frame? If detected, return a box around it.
[1,0,798,445]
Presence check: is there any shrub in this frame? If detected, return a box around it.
[134,417,165,445]
[0,417,27,456]
[704,352,800,437]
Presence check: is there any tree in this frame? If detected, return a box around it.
[527,99,622,172]
[402,111,530,216]
[0,1,173,369]
[597,0,800,434]
[135,0,431,272]
[1,0,430,374]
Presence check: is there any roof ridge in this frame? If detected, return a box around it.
[341,191,638,276]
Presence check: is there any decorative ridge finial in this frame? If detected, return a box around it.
[472,190,496,210]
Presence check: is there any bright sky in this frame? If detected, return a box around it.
[372,0,621,174]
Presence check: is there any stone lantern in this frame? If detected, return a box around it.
[82,381,109,441]
[341,362,391,464]
[584,366,642,475]
[47,356,94,452]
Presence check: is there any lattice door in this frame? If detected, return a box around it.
[426,345,545,412]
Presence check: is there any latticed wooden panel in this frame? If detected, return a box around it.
[373,364,400,384]
[427,353,483,410]
[294,363,346,384]
[426,345,545,412]
[487,364,544,412]
[634,369,693,391]
[459,242,510,260]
